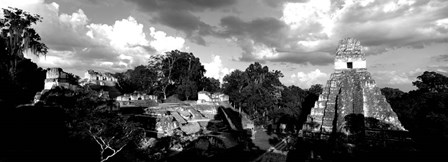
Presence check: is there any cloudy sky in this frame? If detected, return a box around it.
[1,0,448,91]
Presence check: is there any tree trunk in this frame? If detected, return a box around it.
[162,87,167,101]
[8,57,17,82]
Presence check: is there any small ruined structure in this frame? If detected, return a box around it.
[304,38,405,135]
[36,68,121,103]
[116,93,158,107]
[44,68,78,90]
[33,68,79,103]
[79,70,117,86]
[197,91,229,104]
[116,93,158,101]
[78,70,121,98]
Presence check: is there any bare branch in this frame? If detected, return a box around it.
[100,144,127,162]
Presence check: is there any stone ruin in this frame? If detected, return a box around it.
[35,68,121,103]
[42,68,118,90]
[79,69,118,86]
[144,103,254,138]
[116,93,158,101]
[34,68,79,103]
[116,93,158,107]
[44,68,78,90]
[197,91,230,104]
[303,38,406,136]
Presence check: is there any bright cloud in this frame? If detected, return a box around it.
[149,27,185,53]
[87,16,149,52]
[85,16,152,68]
[291,69,328,89]
[59,9,88,29]
[281,0,333,36]
[253,44,279,59]
[203,55,233,83]
[234,38,282,62]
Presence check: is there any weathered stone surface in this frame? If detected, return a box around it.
[44,68,78,90]
[148,103,254,137]
[116,93,158,107]
[79,69,117,86]
[197,91,229,104]
[305,38,405,134]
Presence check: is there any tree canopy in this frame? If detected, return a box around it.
[383,71,448,154]
[221,62,322,129]
[146,50,206,101]
[0,7,47,106]
[223,62,285,125]
[113,65,158,94]
[198,77,221,93]
[0,7,48,58]
[412,71,448,93]
[308,84,323,96]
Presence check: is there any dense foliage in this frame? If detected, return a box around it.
[147,50,205,100]
[0,7,47,106]
[113,65,158,94]
[222,62,283,125]
[382,71,448,155]
[40,87,144,162]
[221,62,319,129]
[115,50,213,101]
[198,77,221,93]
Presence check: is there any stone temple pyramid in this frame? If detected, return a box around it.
[304,38,405,134]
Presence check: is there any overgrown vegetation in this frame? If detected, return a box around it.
[0,7,47,106]
[381,71,448,156]
[41,87,144,162]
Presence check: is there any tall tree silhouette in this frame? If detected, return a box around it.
[0,7,47,79]
[0,7,48,105]
[148,50,205,101]
[222,62,283,125]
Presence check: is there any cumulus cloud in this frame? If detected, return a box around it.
[291,69,328,88]
[281,0,333,36]
[236,39,279,62]
[149,27,185,53]
[85,16,155,68]
[59,9,89,29]
[203,55,233,83]
[87,16,149,51]
[126,0,237,45]
[1,0,184,75]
